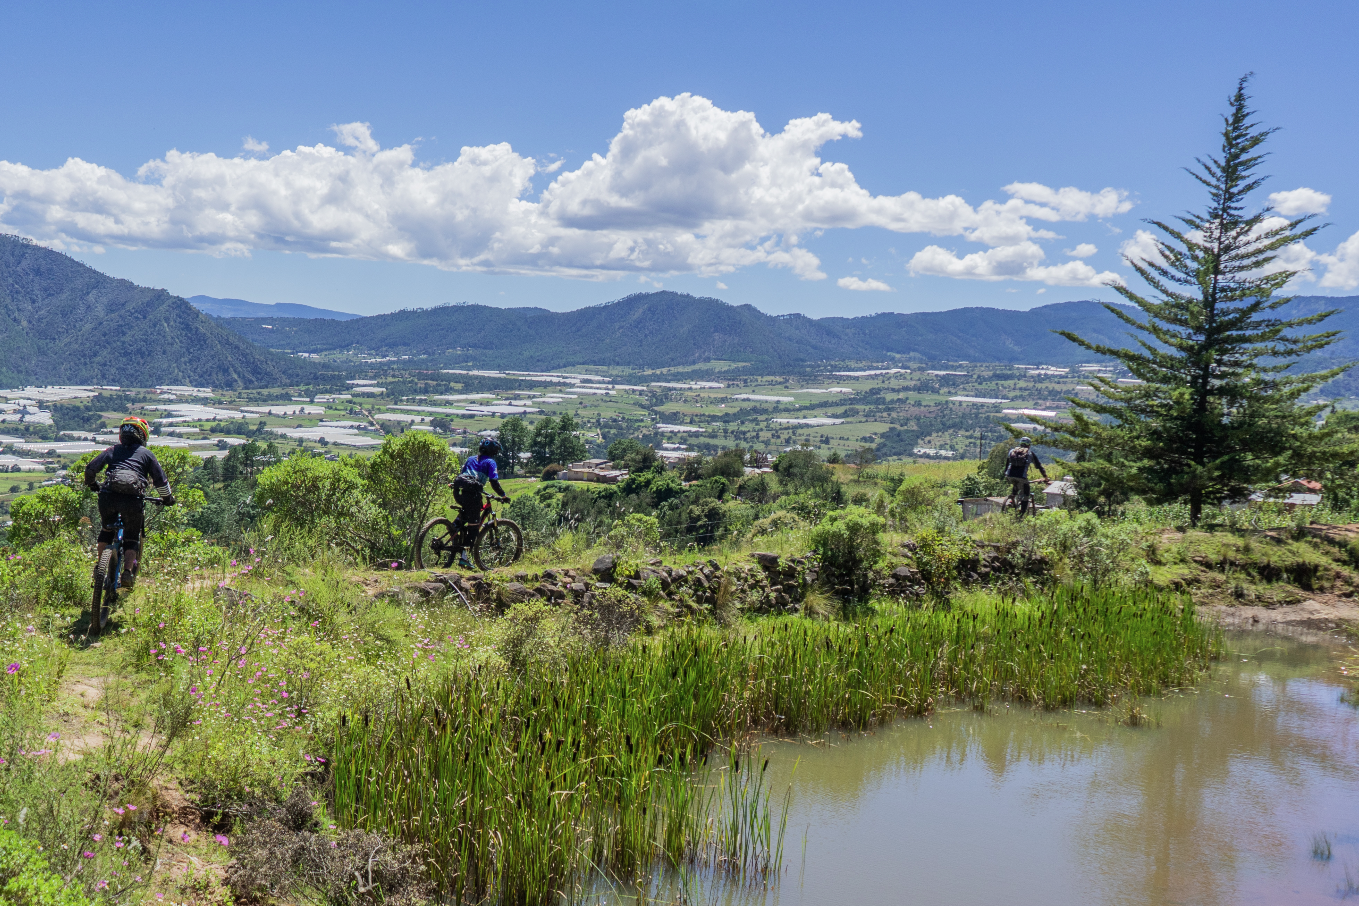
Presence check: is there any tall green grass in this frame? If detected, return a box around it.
[331,585,1218,903]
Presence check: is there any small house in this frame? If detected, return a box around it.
[1044,477,1078,509]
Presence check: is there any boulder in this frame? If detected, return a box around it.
[592,554,617,578]
[751,551,781,568]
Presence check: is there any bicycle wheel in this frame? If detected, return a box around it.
[414,518,460,570]
[90,548,116,636]
[473,519,523,571]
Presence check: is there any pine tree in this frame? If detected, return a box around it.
[1041,76,1352,525]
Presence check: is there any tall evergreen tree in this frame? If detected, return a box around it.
[1041,76,1351,525]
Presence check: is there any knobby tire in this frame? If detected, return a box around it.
[414,518,460,570]
[90,548,117,636]
[473,519,523,571]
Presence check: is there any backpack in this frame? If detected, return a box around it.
[1006,447,1030,476]
[103,467,148,496]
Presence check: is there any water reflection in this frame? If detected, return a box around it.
[593,634,1359,905]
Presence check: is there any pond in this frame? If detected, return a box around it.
[610,631,1359,905]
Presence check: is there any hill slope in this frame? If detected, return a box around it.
[0,235,310,388]
[217,291,1141,367]
[218,290,1359,374]
[188,295,360,321]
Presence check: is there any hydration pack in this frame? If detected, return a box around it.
[1006,447,1030,475]
[103,467,148,496]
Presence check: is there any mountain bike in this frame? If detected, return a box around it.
[415,492,523,570]
[1000,479,1048,520]
[90,496,166,636]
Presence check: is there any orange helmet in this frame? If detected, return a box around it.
[120,416,151,444]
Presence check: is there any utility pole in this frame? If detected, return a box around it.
[978,428,984,461]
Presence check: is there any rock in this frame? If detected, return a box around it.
[627,578,645,590]
[891,566,917,580]
[752,551,781,568]
[775,592,791,608]
[498,582,536,605]
[592,554,617,578]
[569,583,587,594]
[409,581,447,599]
[542,569,559,581]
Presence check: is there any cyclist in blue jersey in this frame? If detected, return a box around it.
[448,438,510,568]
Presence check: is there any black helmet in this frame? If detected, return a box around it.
[1018,436,1033,447]
[479,438,502,457]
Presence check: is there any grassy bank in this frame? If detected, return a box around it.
[332,584,1218,902]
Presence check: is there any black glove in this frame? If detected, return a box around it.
[85,482,99,493]
[162,494,178,507]
[498,495,510,503]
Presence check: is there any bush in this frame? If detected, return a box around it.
[506,493,560,551]
[749,510,805,538]
[0,540,88,613]
[6,486,88,548]
[604,513,661,554]
[911,527,974,590]
[894,475,950,513]
[541,463,563,481]
[808,507,885,599]
[0,826,93,906]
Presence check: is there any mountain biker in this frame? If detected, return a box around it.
[448,438,510,568]
[83,416,176,589]
[1004,436,1049,509]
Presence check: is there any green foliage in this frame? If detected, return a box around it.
[505,493,560,551]
[0,827,93,906]
[257,433,454,562]
[749,510,805,538]
[604,513,661,554]
[893,475,951,513]
[5,487,87,548]
[530,415,589,468]
[364,431,457,551]
[1046,78,1354,525]
[0,234,308,388]
[0,541,88,612]
[774,450,833,492]
[703,448,746,481]
[497,416,530,477]
[958,473,1006,499]
[808,506,885,599]
[910,527,974,589]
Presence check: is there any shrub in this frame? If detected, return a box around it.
[506,493,560,550]
[0,826,93,906]
[541,463,563,481]
[894,475,950,513]
[749,510,805,538]
[604,513,661,554]
[5,487,88,548]
[809,506,885,599]
[911,527,974,590]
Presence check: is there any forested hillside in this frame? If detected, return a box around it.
[0,236,311,388]
[217,289,1359,371]
[219,291,1144,367]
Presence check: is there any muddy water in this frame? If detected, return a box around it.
[716,632,1359,906]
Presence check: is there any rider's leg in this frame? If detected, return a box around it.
[121,544,139,588]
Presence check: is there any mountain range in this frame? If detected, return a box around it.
[0,235,310,388]
[188,295,361,321]
[215,290,1359,374]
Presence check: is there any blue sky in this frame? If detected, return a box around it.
[1,0,1356,318]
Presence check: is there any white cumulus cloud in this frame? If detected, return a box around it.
[909,241,1123,287]
[241,136,269,155]
[0,94,1134,284]
[1268,187,1331,216]
[1064,243,1097,258]
[1318,231,1359,290]
[837,276,892,292]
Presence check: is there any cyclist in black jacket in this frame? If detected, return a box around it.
[83,416,176,589]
